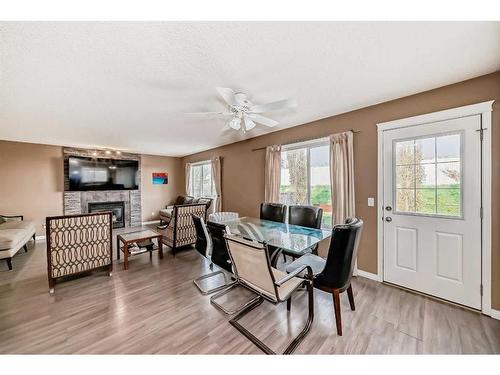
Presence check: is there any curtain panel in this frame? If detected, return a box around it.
[329,131,355,225]
[211,156,222,212]
[264,145,282,203]
[185,163,192,196]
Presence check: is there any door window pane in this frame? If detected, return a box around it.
[396,165,414,188]
[394,132,462,218]
[415,137,435,164]
[437,189,461,216]
[416,189,436,214]
[395,140,414,165]
[437,162,460,188]
[396,189,415,213]
[437,134,461,162]
[416,164,436,188]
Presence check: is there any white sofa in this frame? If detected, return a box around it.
[0,215,36,270]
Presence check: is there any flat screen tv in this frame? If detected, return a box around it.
[67,156,139,191]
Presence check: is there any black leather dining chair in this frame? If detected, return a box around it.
[192,214,209,254]
[285,218,364,336]
[206,221,233,274]
[283,205,323,260]
[259,202,287,223]
[259,203,287,267]
[288,205,323,229]
[191,215,231,295]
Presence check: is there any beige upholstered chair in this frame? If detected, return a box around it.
[212,234,314,355]
[159,195,194,225]
[46,212,113,293]
[157,203,207,255]
[160,196,213,225]
[0,214,36,270]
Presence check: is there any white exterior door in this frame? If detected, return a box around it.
[382,115,482,309]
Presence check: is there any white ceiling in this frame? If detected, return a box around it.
[0,22,499,157]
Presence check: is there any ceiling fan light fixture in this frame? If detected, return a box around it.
[243,116,256,131]
[228,117,241,130]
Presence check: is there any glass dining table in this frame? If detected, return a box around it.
[212,216,331,266]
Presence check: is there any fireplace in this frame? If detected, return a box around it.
[88,201,125,229]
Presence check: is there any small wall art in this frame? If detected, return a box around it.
[152,172,168,184]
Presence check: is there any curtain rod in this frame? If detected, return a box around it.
[251,129,361,152]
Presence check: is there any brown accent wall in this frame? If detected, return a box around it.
[0,140,183,235]
[141,154,184,221]
[182,72,500,309]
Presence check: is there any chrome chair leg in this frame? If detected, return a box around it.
[193,270,232,295]
[282,280,314,354]
[228,280,314,355]
[229,296,272,353]
[210,282,261,315]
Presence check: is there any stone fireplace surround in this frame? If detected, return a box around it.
[62,147,142,228]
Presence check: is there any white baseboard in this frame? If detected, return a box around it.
[35,235,46,241]
[142,220,160,225]
[356,269,379,282]
[490,309,500,320]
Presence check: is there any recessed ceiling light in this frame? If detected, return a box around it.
[92,151,97,156]
[116,151,122,155]
[105,150,111,155]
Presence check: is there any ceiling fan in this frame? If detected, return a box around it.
[187,87,297,132]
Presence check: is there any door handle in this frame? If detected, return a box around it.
[385,217,392,222]
[385,206,392,211]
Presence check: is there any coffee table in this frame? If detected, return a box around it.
[116,229,163,270]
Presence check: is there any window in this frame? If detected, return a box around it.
[280,140,332,227]
[394,132,462,218]
[190,161,215,198]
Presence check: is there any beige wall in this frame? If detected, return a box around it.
[0,140,183,234]
[0,141,64,235]
[141,154,184,221]
[183,72,500,309]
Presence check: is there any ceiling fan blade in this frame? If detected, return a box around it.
[243,115,256,131]
[216,87,238,106]
[184,111,232,116]
[250,98,297,113]
[234,92,252,107]
[247,113,279,127]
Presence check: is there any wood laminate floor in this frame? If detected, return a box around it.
[1,229,499,354]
